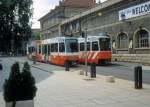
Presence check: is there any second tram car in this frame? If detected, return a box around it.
[78,34,112,65]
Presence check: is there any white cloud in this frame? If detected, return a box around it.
[32,0,107,28]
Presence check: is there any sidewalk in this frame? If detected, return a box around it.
[34,70,150,107]
[0,58,150,107]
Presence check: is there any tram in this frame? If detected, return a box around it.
[27,40,44,62]
[78,34,112,65]
[27,37,79,66]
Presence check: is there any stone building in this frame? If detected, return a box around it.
[60,0,150,64]
[39,0,96,40]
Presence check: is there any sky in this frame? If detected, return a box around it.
[32,0,107,29]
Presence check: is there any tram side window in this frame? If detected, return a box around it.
[80,43,84,51]
[59,43,65,52]
[51,43,58,52]
[92,42,99,51]
[51,44,54,52]
[28,47,31,53]
[99,38,111,51]
[30,47,34,53]
[48,45,51,55]
[42,45,44,54]
[54,43,58,52]
[87,42,90,51]
[39,45,42,54]
[44,45,47,54]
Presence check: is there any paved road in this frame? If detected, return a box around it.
[0,57,64,92]
[79,62,150,84]
[0,57,150,93]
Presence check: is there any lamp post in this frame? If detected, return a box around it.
[84,28,88,76]
[81,12,102,76]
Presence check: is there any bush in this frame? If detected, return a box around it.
[3,62,37,102]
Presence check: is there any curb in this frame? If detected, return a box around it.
[12,59,53,74]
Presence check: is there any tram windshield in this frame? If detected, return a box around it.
[99,38,111,51]
[66,39,78,52]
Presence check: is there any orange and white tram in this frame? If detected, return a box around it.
[78,35,112,65]
[27,40,43,62]
[28,37,79,66]
[43,37,79,66]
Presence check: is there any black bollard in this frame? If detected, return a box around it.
[138,66,142,89]
[134,66,138,89]
[90,63,96,78]
[0,63,2,70]
[65,61,70,71]
[134,66,142,89]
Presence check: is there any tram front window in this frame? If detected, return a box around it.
[66,39,78,52]
[99,38,111,51]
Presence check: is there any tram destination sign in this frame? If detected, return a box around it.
[119,1,150,21]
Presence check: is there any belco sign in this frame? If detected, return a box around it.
[119,1,150,21]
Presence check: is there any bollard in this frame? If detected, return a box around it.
[90,63,96,78]
[134,66,142,89]
[138,66,142,89]
[134,66,138,89]
[0,63,2,70]
[65,61,70,71]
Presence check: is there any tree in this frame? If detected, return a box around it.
[33,32,41,40]
[0,0,33,53]
[21,62,37,100]
[3,62,37,107]
[3,62,21,106]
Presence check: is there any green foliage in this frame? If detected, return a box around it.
[32,33,41,40]
[21,62,37,99]
[3,62,37,102]
[0,0,33,52]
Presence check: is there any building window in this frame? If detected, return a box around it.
[117,33,128,49]
[135,29,149,48]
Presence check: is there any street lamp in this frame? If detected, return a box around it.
[81,12,102,77]
[81,29,88,76]
[84,28,88,76]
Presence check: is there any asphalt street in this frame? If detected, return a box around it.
[0,57,150,93]
[79,62,150,84]
[0,57,64,92]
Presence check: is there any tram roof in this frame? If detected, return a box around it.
[42,36,78,44]
[78,35,109,43]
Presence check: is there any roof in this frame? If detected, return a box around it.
[61,0,96,8]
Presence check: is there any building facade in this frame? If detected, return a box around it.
[39,0,96,40]
[61,0,150,54]
[60,0,150,64]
